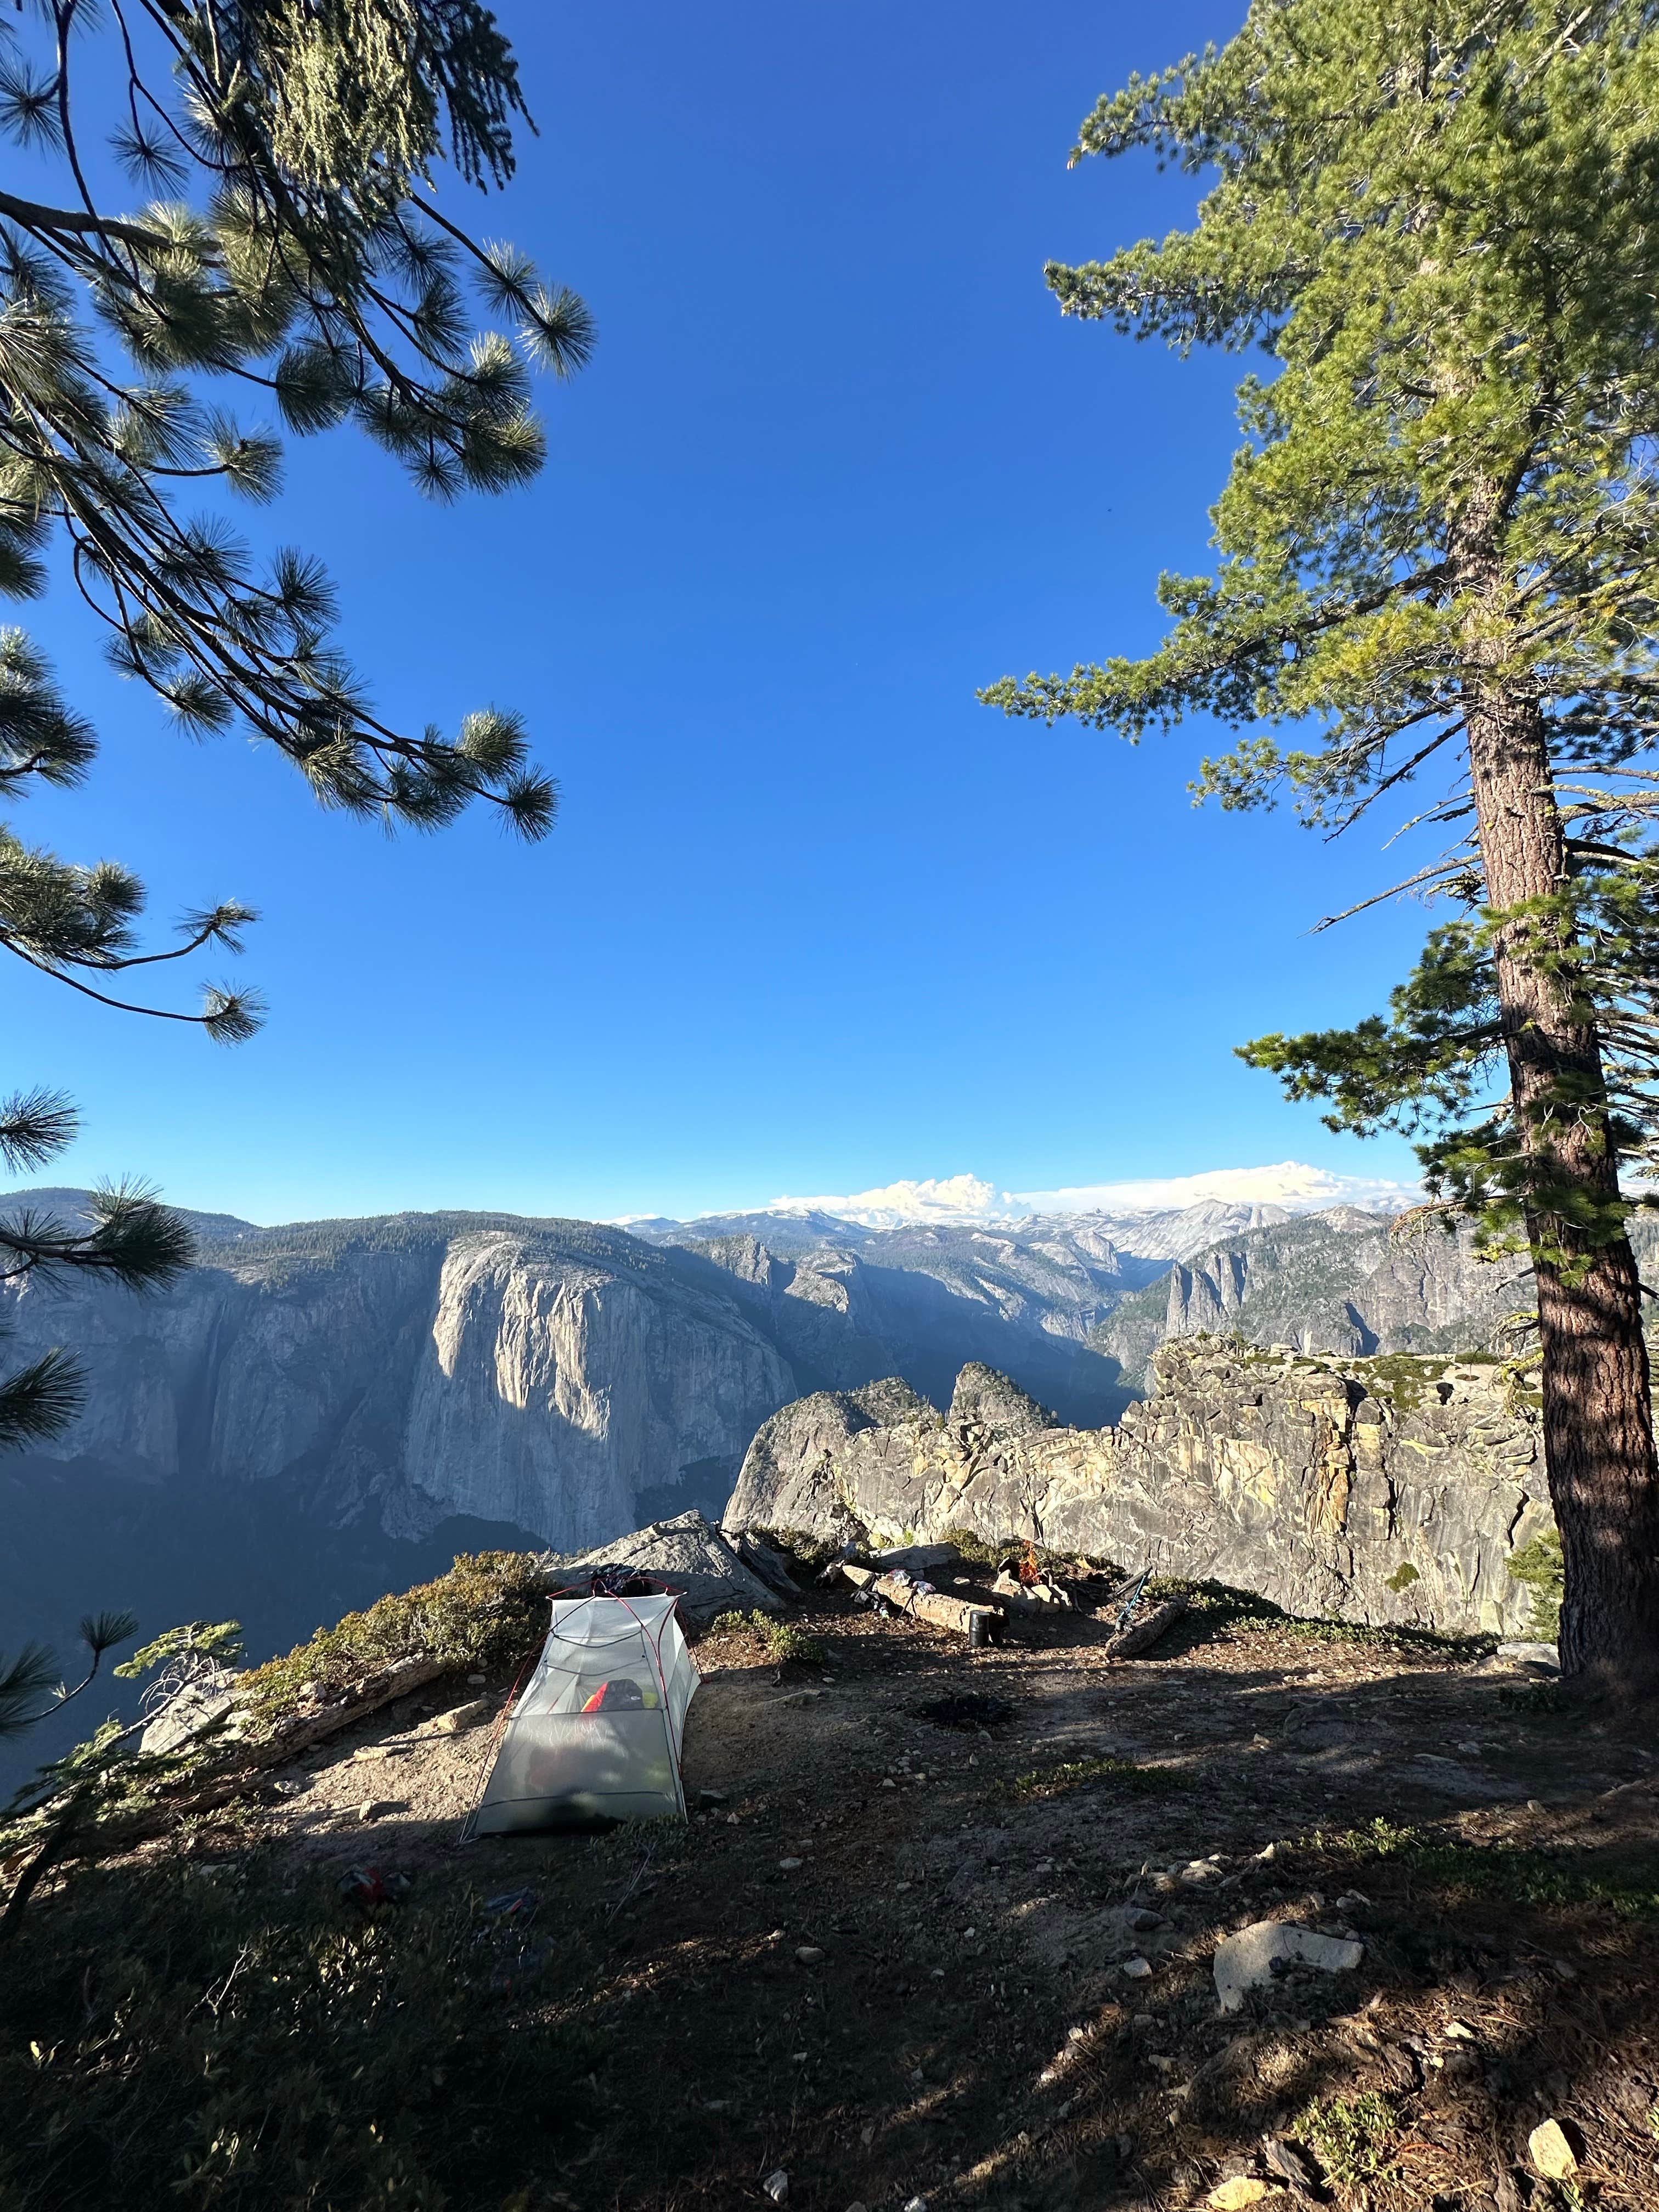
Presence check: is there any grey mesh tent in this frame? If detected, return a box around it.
[471,1593,699,1832]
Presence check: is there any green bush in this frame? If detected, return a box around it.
[239,1551,547,1729]
[0,1851,594,2210]
[754,1614,825,1664]
[702,1610,825,1663]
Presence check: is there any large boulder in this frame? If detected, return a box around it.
[542,1508,786,1630]
[721,1377,932,1543]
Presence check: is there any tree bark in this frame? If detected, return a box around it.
[1460,541,1659,1685]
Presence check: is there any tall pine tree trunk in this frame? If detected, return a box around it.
[1460,539,1659,1684]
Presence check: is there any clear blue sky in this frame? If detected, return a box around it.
[10,0,1435,1226]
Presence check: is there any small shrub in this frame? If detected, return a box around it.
[755,1614,825,1664]
[703,1610,824,1663]
[1506,1530,1564,1640]
[1384,1560,1421,1592]
[239,1551,546,1728]
[940,1526,1015,1569]
[1498,1681,1570,1714]
[752,1527,842,1570]
[1296,2091,1397,2188]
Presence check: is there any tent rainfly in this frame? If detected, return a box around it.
[471,1593,698,1832]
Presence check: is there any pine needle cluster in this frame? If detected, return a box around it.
[0,3,591,1453]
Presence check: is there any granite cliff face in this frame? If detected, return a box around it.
[1,1208,792,1549]
[725,1341,1555,1639]
[2,1189,1588,1597]
[637,1214,1155,1424]
[1094,1209,1659,1385]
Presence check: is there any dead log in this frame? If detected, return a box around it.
[1103,1595,1188,1660]
[839,1561,1002,1641]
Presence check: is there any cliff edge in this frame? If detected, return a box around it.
[726,1339,1555,1639]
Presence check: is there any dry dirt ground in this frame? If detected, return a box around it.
[220,1569,1658,2211]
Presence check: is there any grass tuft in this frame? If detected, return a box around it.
[1295,2091,1398,2188]
[1318,1816,1659,1918]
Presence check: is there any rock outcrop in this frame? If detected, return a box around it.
[540,1508,786,1629]
[726,1341,1555,1639]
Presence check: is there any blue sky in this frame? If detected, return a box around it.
[8,0,1437,1226]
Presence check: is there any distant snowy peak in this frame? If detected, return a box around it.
[748,1162,1419,1239]
[761,1174,1008,1230]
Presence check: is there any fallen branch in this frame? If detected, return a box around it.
[36,1655,451,1867]
[1103,1596,1188,1661]
[838,1562,1002,1641]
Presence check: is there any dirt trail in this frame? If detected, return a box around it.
[241,1573,1659,2209]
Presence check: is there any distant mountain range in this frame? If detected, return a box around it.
[1,1180,1621,1784]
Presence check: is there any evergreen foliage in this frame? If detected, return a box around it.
[0,2,590,1452]
[983,1,1659,1680]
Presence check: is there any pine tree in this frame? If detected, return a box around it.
[983,1,1659,1685]
[0,1,591,1446]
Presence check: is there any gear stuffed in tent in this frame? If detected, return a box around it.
[469,1592,697,1833]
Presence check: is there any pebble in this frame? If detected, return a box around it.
[1122,1957,1153,1979]
[902,2198,928,2212]
[881,1777,898,1790]
[1528,2118,1578,2179]
[426,1699,489,1736]
[762,2170,789,2203]
[795,1945,825,1965]
[778,1858,804,1871]
[466,1672,487,1686]
[358,1798,396,1821]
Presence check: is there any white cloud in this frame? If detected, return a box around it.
[755,1160,1420,1229]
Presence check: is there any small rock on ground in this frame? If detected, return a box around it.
[1212,1921,1364,2013]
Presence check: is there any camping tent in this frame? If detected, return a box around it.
[471,1593,698,1832]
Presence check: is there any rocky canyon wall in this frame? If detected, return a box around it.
[725,1340,1555,1639]
[2,1217,792,1549]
